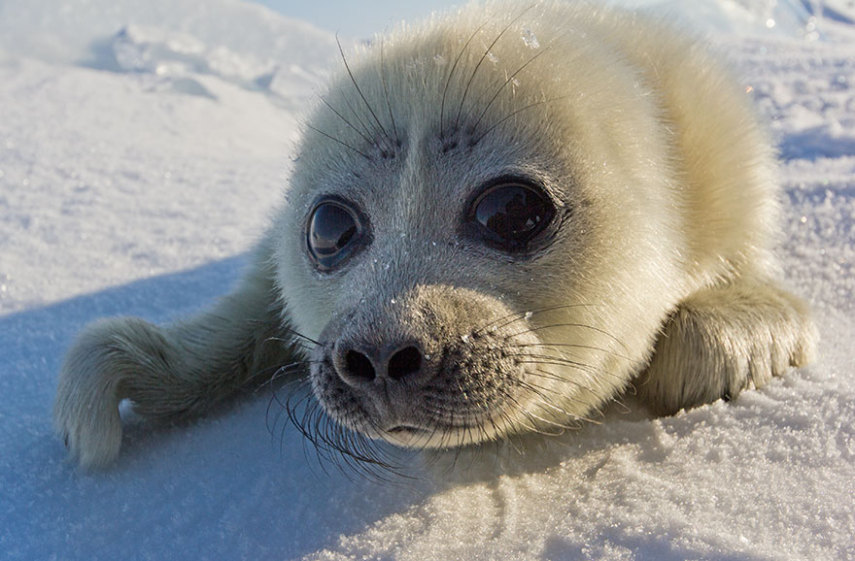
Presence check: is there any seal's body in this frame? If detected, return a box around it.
[55,1,816,468]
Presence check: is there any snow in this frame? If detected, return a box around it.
[1,1,853,560]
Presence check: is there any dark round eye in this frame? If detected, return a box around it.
[307,200,365,270]
[470,181,555,251]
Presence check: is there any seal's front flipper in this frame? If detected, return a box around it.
[637,279,817,416]
[54,239,299,469]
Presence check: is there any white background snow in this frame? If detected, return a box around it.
[1,0,853,559]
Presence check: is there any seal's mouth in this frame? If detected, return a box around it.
[382,424,435,446]
[385,424,428,435]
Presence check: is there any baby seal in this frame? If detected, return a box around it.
[55,0,817,469]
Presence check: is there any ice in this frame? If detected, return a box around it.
[105,20,328,101]
[618,0,843,39]
[0,0,338,101]
[521,29,541,49]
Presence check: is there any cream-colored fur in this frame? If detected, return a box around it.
[55,1,816,469]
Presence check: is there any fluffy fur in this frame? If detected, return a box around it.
[55,1,816,469]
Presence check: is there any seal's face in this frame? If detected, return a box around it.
[304,180,560,447]
[271,12,685,449]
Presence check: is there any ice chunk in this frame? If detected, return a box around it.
[521,29,540,49]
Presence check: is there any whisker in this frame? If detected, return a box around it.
[318,95,375,147]
[517,382,596,424]
[525,368,623,418]
[440,20,490,138]
[516,350,624,371]
[266,360,313,386]
[514,380,576,418]
[510,321,629,351]
[336,35,391,149]
[454,4,537,130]
[515,355,603,377]
[263,339,312,359]
[379,39,401,146]
[475,303,596,336]
[274,377,415,479]
[337,89,381,150]
[515,341,633,362]
[304,123,371,160]
[284,327,321,347]
[523,371,591,395]
[472,46,549,137]
[266,329,321,348]
[265,367,309,433]
[472,94,571,145]
[470,45,552,133]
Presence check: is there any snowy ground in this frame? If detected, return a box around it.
[1,1,853,560]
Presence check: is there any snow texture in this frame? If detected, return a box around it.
[1,1,853,560]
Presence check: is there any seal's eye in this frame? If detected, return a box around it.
[470,181,555,252]
[307,200,365,270]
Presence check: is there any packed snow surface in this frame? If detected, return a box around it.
[1,0,853,560]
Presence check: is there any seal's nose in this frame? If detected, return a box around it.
[334,342,426,387]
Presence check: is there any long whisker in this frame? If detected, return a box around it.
[516,341,633,362]
[336,35,391,148]
[510,321,629,351]
[454,4,537,130]
[440,20,490,138]
[474,303,596,336]
[266,373,309,434]
[266,327,322,349]
[520,382,594,418]
[318,95,375,146]
[266,360,314,386]
[516,354,622,380]
[275,376,415,479]
[304,123,371,160]
[499,382,574,431]
[472,94,571,145]
[379,39,401,146]
[337,89,382,150]
[470,45,552,133]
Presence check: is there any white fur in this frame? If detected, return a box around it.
[55,1,816,468]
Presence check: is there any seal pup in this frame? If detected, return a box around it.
[55,0,817,469]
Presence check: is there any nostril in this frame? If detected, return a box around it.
[388,346,422,380]
[338,344,424,385]
[344,350,376,382]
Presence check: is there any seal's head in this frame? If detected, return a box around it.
[269,3,731,451]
